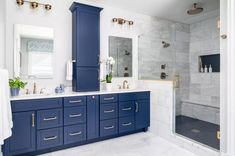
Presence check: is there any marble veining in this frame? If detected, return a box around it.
[39,132,198,156]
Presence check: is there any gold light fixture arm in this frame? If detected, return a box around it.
[16,0,52,11]
[112,18,134,26]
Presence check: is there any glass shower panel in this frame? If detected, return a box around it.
[138,17,220,150]
[138,21,176,81]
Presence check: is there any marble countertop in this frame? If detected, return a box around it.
[11,88,150,101]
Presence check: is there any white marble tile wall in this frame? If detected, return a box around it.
[138,18,190,118]
[180,101,220,125]
[189,16,220,107]
[175,16,221,124]
[138,80,219,156]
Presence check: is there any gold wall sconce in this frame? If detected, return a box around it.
[112,18,134,26]
[16,0,52,11]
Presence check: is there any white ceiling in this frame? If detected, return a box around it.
[91,0,220,24]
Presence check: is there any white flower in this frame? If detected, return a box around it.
[110,60,115,65]
[107,57,114,62]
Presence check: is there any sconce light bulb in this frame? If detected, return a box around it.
[45,4,52,10]
[16,0,24,5]
[128,21,134,25]
[112,18,118,23]
[31,2,39,9]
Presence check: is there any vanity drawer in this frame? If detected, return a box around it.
[11,98,62,112]
[100,103,118,120]
[100,94,117,104]
[100,119,118,137]
[64,124,86,145]
[119,101,135,117]
[64,96,86,107]
[37,127,63,150]
[119,116,135,133]
[37,109,63,130]
[119,92,150,102]
[64,106,86,125]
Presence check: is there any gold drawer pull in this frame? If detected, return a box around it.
[104,126,115,130]
[69,114,82,118]
[43,117,57,121]
[43,136,57,141]
[69,131,82,136]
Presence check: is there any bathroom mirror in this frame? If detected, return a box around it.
[109,36,133,77]
[14,24,54,79]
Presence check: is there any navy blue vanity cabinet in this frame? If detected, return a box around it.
[99,94,118,137]
[87,95,100,140]
[3,91,150,156]
[70,2,103,92]
[3,98,63,156]
[135,100,150,130]
[5,111,36,155]
[119,92,150,132]
[63,96,87,145]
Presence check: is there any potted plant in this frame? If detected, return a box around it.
[9,77,27,96]
[105,57,115,91]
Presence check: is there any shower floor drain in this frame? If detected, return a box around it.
[191,129,201,133]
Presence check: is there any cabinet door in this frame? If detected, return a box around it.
[8,111,36,155]
[135,100,150,130]
[87,95,99,139]
[73,67,99,92]
[76,10,100,67]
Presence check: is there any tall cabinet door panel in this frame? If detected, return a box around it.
[135,100,150,130]
[73,67,100,92]
[87,95,99,139]
[76,11,100,67]
[8,111,36,155]
[70,2,103,92]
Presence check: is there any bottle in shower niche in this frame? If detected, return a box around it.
[209,64,213,73]
[204,65,208,73]
[200,65,204,73]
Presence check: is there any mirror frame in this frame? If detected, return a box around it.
[14,24,54,79]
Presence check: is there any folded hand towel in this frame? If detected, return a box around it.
[0,69,13,145]
[66,60,73,81]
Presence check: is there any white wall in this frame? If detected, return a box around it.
[4,0,151,92]
[0,0,5,69]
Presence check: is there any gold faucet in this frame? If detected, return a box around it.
[122,80,128,89]
[33,83,37,94]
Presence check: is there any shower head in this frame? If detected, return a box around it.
[162,41,170,48]
[187,3,203,15]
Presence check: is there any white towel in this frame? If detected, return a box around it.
[0,69,13,146]
[66,60,73,81]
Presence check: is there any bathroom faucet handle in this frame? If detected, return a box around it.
[40,88,46,94]
[118,85,122,89]
[26,89,30,95]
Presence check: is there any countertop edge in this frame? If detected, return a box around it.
[10,89,151,101]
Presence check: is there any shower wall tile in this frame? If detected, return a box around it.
[180,101,219,125]
[188,16,220,116]
[176,31,190,42]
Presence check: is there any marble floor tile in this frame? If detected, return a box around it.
[39,132,198,156]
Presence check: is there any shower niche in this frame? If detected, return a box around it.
[199,54,220,73]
